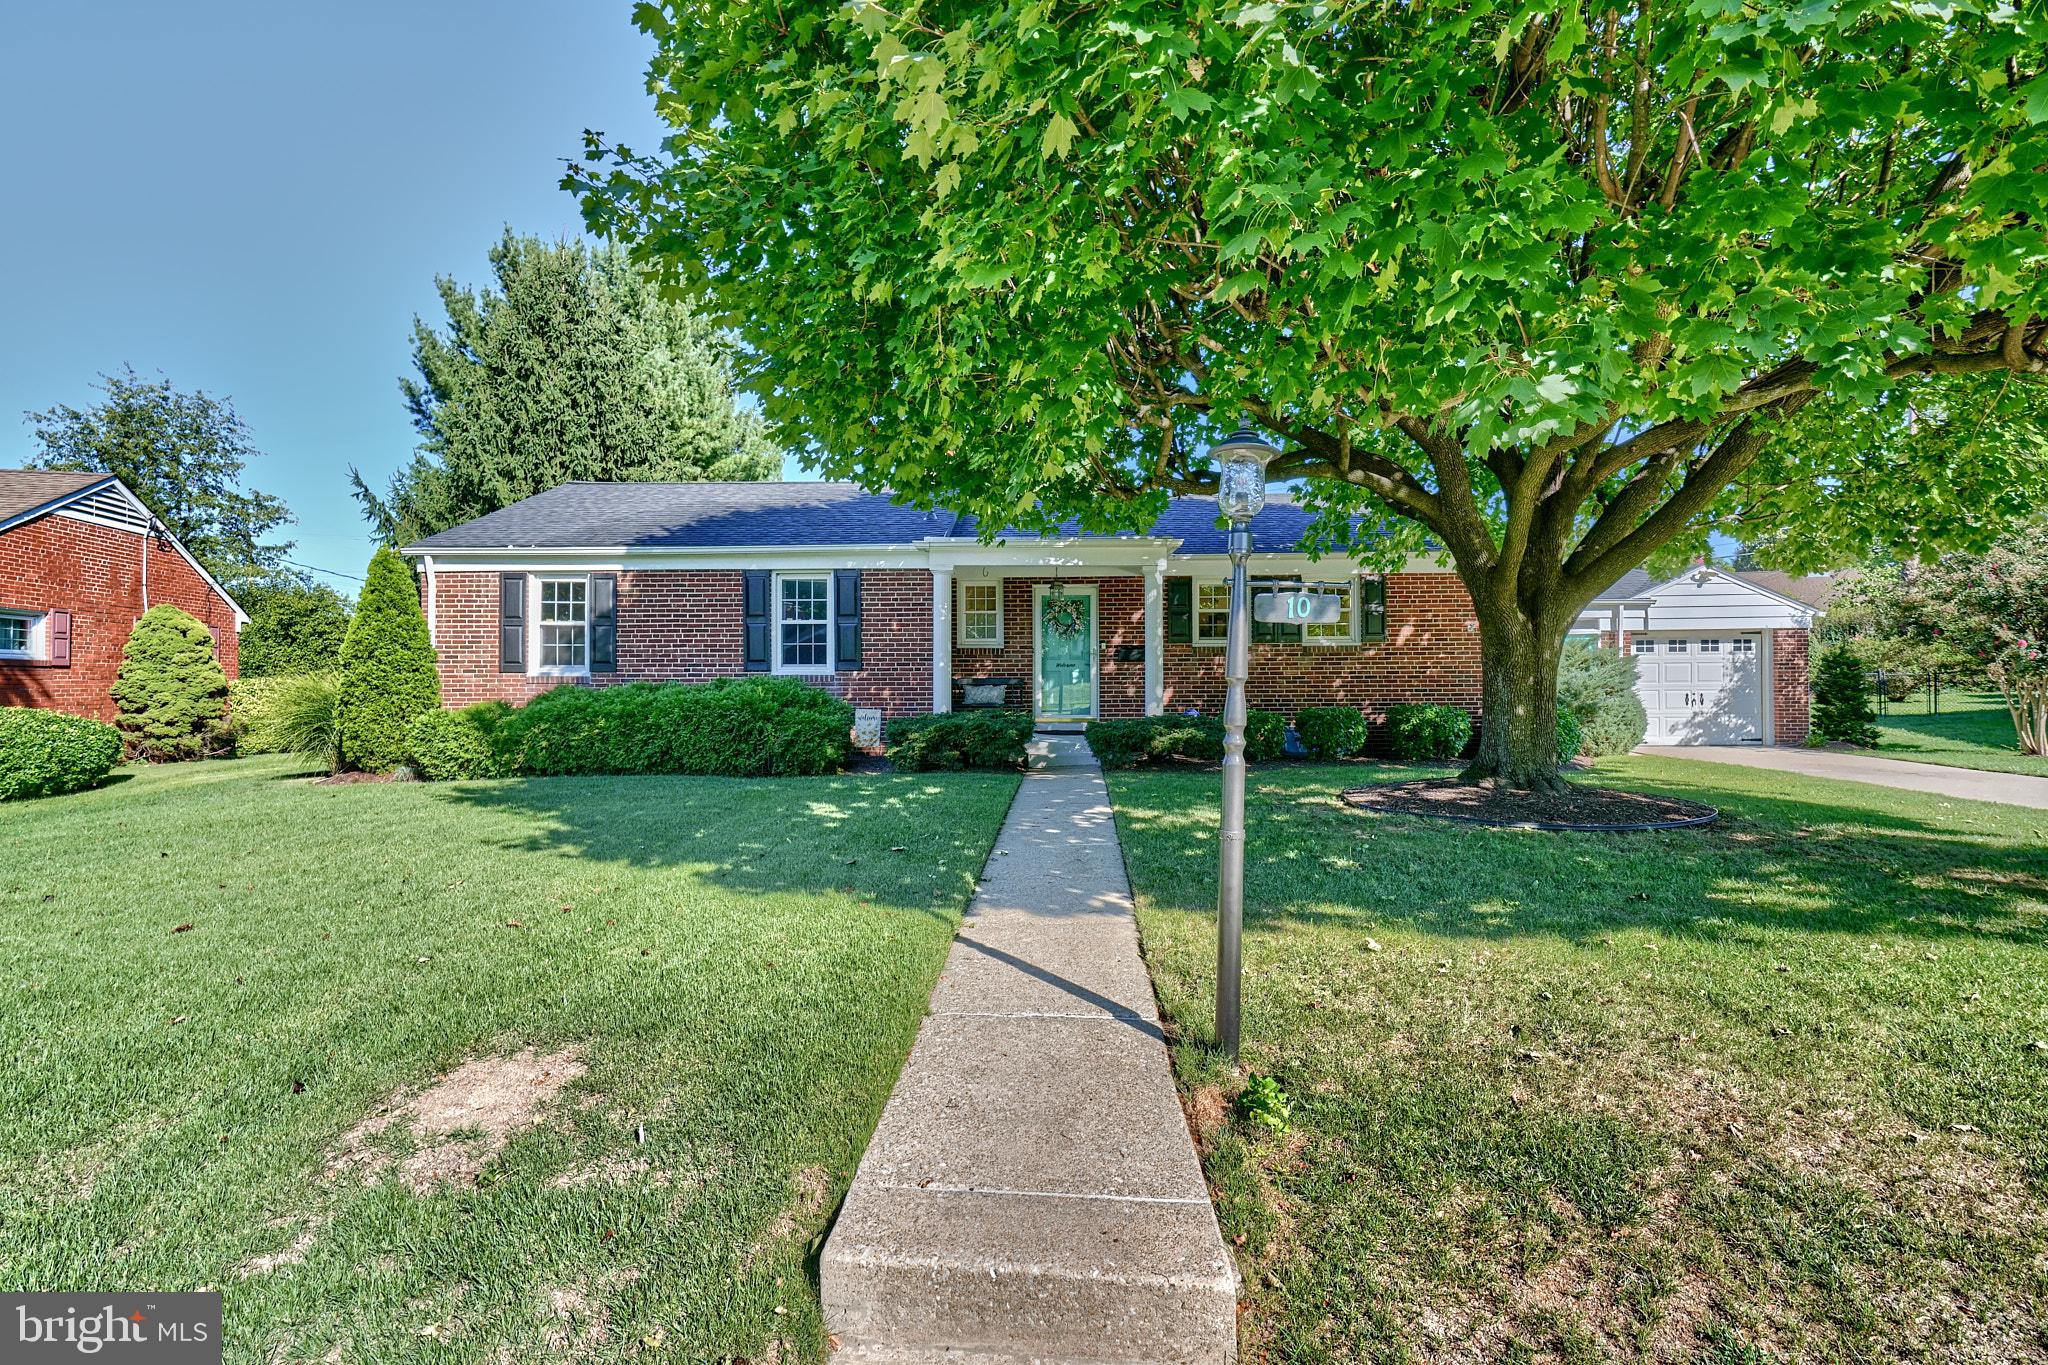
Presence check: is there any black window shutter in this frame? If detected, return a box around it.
[1360,577,1387,641]
[499,573,526,673]
[590,574,618,673]
[834,570,862,671]
[1165,577,1193,644]
[742,570,772,672]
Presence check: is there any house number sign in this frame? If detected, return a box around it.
[1252,591,1346,626]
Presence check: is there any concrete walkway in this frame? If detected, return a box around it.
[1639,744,2048,810]
[821,739,1237,1363]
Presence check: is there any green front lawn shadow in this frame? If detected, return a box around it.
[0,755,1020,1365]
[1108,757,2048,1364]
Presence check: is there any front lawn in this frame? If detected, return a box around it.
[1869,688,2047,778]
[1,755,1019,1363]
[1110,758,2048,1363]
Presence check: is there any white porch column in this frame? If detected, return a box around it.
[1142,562,1165,716]
[931,566,954,713]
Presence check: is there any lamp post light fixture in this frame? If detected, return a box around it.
[1210,424,1280,1064]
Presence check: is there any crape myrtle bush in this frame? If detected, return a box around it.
[407,706,506,781]
[1381,703,1474,761]
[1557,638,1649,756]
[493,677,852,777]
[0,707,124,800]
[1087,711,1285,768]
[886,710,1033,770]
[1295,705,1371,760]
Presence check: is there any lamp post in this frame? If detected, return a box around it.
[1211,424,1280,1064]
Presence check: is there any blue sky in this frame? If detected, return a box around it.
[0,1,800,592]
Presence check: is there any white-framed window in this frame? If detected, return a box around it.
[1195,582,1232,646]
[0,610,44,660]
[1699,638,1722,654]
[1730,636,1757,657]
[957,580,1002,648]
[775,572,833,673]
[1304,580,1360,646]
[1666,638,1690,654]
[1631,636,1656,655]
[534,577,589,672]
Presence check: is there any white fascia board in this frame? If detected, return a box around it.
[0,475,121,535]
[1167,550,1453,575]
[407,544,937,572]
[921,536,1181,571]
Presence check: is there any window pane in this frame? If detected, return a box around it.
[1632,638,1655,654]
[1305,584,1353,642]
[0,617,26,653]
[1666,639,1689,653]
[779,576,830,667]
[1699,638,1721,653]
[1196,583,1230,642]
[536,580,587,667]
[960,582,999,644]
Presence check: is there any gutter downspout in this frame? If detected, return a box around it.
[422,554,437,647]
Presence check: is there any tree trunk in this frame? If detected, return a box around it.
[1462,603,1571,793]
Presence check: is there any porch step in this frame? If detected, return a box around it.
[1024,733,1094,770]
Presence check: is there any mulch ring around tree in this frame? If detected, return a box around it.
[1340,779,1718,832]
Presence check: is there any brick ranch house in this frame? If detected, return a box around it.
[400,481,1815,747]
[1,469,246,722]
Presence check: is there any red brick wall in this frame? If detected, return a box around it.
[1771,629,1811,745]
[429,568,934,715]
[0,514,239,722]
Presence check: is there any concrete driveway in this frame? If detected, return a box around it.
[1638,745,2048,811]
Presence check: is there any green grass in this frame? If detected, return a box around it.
[1866,688,2048,778]
[1108,758,2048,1363]
[1,755,1020,1363]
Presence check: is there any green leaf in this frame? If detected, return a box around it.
[1040,112,1078,160]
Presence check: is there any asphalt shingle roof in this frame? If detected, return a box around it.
[1588,567,1655,602]
[0,469,113,524]
[406,481,1375,555]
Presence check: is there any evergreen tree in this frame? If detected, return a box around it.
[352,231,780,545]
[335,548,439,771]
[112,604,230,760]
[1810,647,1879,747]
[239,580,353,677]
[26,366,293,590]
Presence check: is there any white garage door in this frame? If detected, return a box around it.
[1632,633,1764,744]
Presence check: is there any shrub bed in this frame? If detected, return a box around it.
[0,708,124,800]
[886,711,1034,770]
[1088,711,1286,768]
[407,707,505,781]
[1296,706,1371,760]
[494,677,852,777]
[1382,703,1474,761]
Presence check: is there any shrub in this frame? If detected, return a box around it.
[110,604,229,760]
[1557,638,1648,756]
[407,707,503,780]
[1811,646,1879,745]
[1295,706,1371,760]
[1555,705,1585,764]
[255,672,342,770]
[1086,711,1286,767]
[1382,703,1473,761]
[335,547,440,772]
[495,677,852,777]
[887,711,1033,770]
[0,708,124,800]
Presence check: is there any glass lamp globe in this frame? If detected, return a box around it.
[1211,426,1281,524]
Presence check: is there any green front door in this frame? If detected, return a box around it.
[1036,586,1097,720]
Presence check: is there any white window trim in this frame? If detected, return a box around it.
[1193,581,1233,648]
[529,574,591,677]
[1303,578,1361,647]
[955,579,1003,649]
[773,570,835,675]
[0,609,47,662]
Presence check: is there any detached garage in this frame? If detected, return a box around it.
[1578,567,1821,747]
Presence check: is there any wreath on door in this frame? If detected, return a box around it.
[1041,586,1087,640]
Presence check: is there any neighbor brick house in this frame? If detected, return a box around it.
[402,481,1815,746]
[0,470,246,721]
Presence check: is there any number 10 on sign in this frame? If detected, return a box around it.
[1252,591,1344,626]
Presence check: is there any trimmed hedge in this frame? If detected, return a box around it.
[495,677,852,777]
[111,604,229,760]
[1295,705,1371,760]
[1087,711,1286,768]
[336,546,440,772]
[407,706,504,781]
[1382,703,1474,761]
[1556,705,1585,764]
[0,707,124,800]
[887,711,1034,770]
